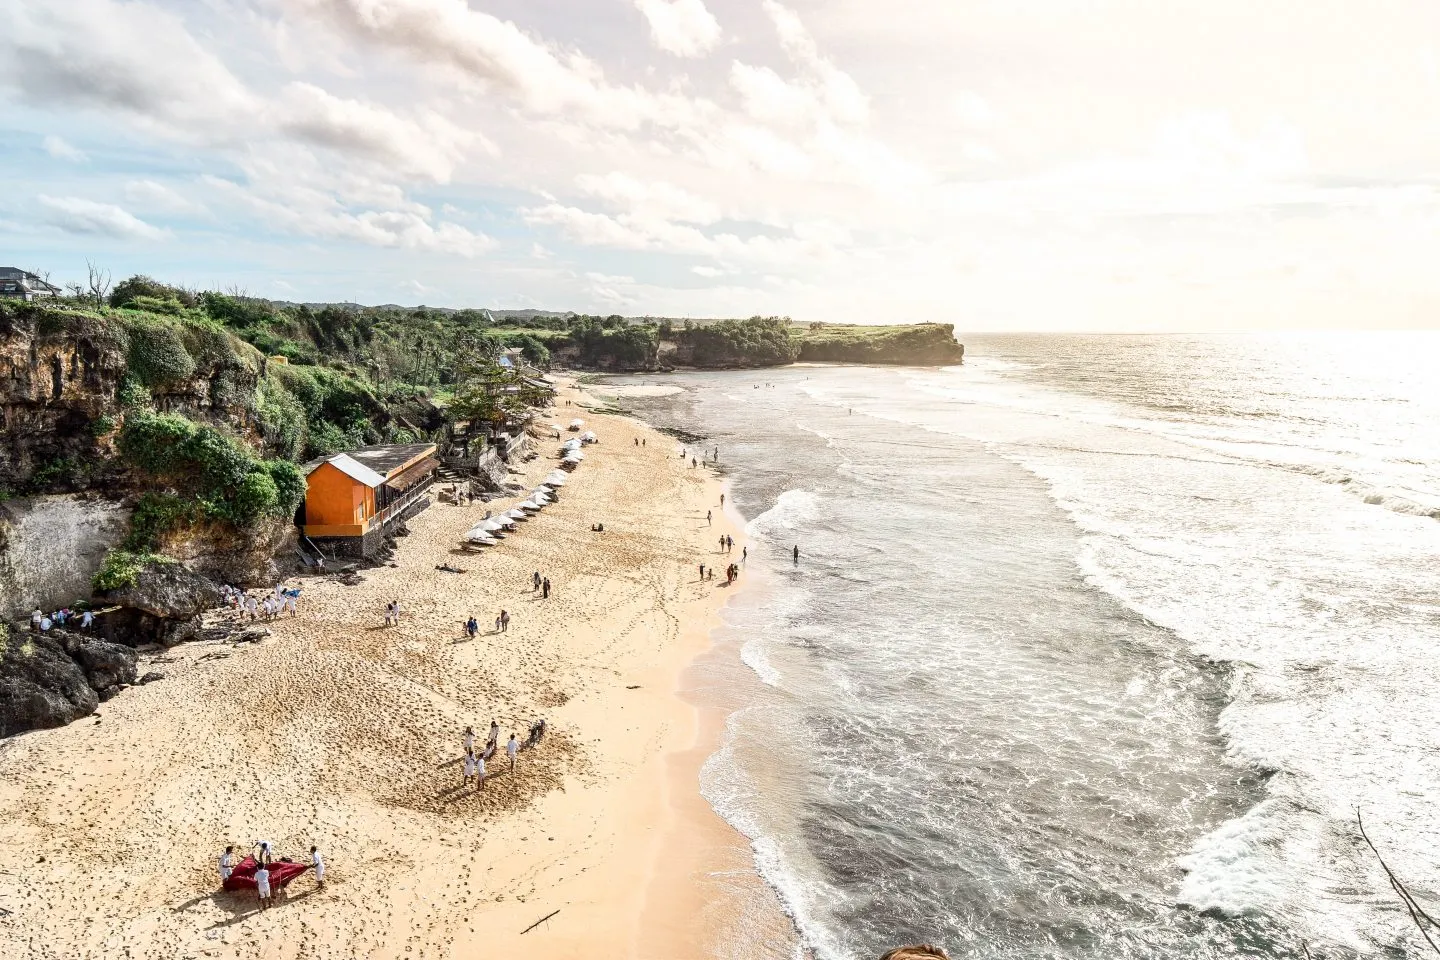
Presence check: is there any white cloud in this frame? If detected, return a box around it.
[124,179,207,215]
[0,0,256,136]
[43,135,86,161]
[691,265,725,277]
[575,172,722,225]
[277,82,486,181]
[633,0,722,58]
[38,195,169,241]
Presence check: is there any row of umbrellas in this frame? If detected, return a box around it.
[463,470,573,547]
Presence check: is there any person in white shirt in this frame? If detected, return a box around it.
[80,609,94,630]
[254,839,274,865]
[488,720,500,749]
[255,863,272,909]
[507,733,519,773]
[475,751,486,790]
[219,845,235,883]
[310,845,325,887]
[30,609,42,632]
[39,616,52,632]
[462,750,478,787]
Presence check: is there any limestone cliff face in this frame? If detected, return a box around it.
[0,304,289,615]
[0,308,127,491]
[0,496,132,619]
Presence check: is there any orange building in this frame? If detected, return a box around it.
[300,443,439,556]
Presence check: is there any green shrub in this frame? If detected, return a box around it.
[124,492,198,551]
[125,295,185,316]
[257,374,308,460]
[229,471,280,525]
[123,317,196,387]
[91,414,118,437]
[118,410,303,528]
[267,460,306,515]
[93,550,170,592]
[117,375,151,409]
[111,275,194,309]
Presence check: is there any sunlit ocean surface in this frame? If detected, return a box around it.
[616,333,1440,960]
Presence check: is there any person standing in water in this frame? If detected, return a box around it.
[793,545,800,563]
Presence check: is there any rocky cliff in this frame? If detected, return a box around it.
[793,323,966,365]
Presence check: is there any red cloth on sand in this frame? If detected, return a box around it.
[222,855,311,891]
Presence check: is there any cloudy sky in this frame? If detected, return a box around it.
[2,0,1438,329]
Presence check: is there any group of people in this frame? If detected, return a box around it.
[383,599,404,626]
[29,606,92,633]
[460,719,536,791]
[219,840,325,909]
[223,584,300,621]
[530,570,552,599]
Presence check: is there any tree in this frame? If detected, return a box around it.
[86,260,112,308]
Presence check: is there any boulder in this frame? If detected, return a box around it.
[0,631,100,737]
[103,562,221,620]
[68,638,138,693]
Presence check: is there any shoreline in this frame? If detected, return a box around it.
[0,379,788,960]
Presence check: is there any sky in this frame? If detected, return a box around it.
[1,0,1438,330]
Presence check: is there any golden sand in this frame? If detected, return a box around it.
[0,384,784,959]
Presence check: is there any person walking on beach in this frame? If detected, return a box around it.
[721,493,725,508]
[311,845,325,888]
[463,749,478,787]
[466,616,479,639]
[706,509,712,526]
[507,732,519,773]
[726,535,733,552]
[699,563,705,580]
[742,545,748,564]
[500,609,510,632]
[219,845,235,884]
[542,577,551,599]
[464,726,476,754]
[255,862,272,910]
[489,719,501,749]
[475,750,487,790]
[532,571,542,592]
[692,457,697,469]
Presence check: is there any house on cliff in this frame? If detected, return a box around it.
[298,442,438,557]
[0,268,61,302]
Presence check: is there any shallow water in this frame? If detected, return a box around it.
[615,333,1440,960]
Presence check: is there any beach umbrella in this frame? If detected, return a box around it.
[492,515,517,529]
[481,518,508,533]
[569,419,585,430]
[505,508,528,520]
[464,522,490,538]
[519,499,543,511]
[545,470,567,483]
[465,531,498,545]
[532,492,553,505]
[581,431,597,443]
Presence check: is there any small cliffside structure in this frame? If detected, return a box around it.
[0,268,61,302]
[299,442,438,557]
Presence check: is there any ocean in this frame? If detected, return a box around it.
[611,333,1440,960]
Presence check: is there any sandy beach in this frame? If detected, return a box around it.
[0,383,776,959]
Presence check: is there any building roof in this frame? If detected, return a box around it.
[304,442,437,487]
[312,453,387,488]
